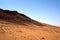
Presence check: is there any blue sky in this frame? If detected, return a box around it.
[0,0,60,26]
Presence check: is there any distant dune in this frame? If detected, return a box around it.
[0,9,60,40]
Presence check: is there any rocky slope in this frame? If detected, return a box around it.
[0,9,60,40]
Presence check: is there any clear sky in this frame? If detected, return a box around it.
[0,0,60,26]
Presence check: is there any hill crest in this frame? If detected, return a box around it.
[0,9,44,26]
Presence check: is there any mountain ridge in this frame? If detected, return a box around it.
[0,8,44,26]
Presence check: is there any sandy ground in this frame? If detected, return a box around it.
[0,20,60,40]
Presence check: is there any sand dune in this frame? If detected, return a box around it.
[0,9,60,40]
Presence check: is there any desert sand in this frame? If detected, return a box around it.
[0,9,60,40]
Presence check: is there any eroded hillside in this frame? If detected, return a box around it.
[0,9,60,40]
